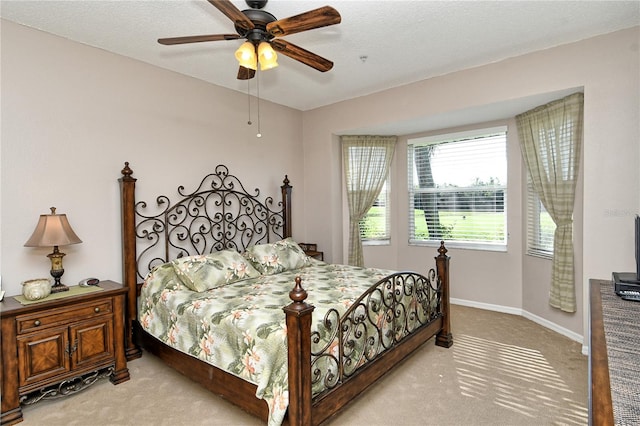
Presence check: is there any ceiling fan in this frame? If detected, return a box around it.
[158,0,341,80]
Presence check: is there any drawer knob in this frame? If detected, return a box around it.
[94,307,100,313]
[34,320,41,327]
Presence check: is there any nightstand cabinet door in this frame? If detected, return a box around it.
[72,318,114,369]
[17,326,71,389]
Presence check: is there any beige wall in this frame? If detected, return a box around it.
[1,20,303,296]
[302,27,640,344]
[2,20,638,346]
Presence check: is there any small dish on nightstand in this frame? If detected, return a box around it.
[21,278,52,301]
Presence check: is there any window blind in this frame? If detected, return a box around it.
[526,182,554,258]
[408,127,507,249]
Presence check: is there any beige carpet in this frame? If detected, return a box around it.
[18,305,588,425]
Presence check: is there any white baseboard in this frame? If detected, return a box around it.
[452,297,522,316]
[451,297,587,355]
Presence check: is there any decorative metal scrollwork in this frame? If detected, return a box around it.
[311,269,442,394]
[19,366,115,405]
[134,165,287,279]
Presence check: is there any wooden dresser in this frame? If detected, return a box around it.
[1,280,129,425]
[589,279,640,425]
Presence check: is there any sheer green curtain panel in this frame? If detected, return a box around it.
[341,135,397,266]
[516,92,584,312]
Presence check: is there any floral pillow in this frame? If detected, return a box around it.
[243,238,311,275]
[172,250,261,292]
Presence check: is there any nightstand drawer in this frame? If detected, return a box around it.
[16,299,113,334]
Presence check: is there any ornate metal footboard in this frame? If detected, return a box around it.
[311,269,442,394]
[283,242,451,425]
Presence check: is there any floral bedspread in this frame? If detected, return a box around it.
[139,259,395,426]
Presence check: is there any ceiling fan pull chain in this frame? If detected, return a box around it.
[247,78,252,125]
[256,68,262,138]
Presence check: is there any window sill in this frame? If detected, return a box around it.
[362,239,390,246]
[409,240,507,252]
[526,250,553,260]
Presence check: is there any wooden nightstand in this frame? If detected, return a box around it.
[298,243,324,261]
[1,280,129,425]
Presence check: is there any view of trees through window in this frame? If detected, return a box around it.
[359,180,389,241]
[408,128,507,248]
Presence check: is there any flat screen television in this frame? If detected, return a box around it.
[613,214,640,292]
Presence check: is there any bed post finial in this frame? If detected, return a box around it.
[121,162,134,179]
[289,276,307,303]
[435,241,453,348]
[283,276,314,425]
[437,240,447,256]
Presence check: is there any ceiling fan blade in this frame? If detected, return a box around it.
[267,6,340,37]
[237,66,256,80]
[207,0,255,32]
[271,39,333,72]
[158,34,241,45]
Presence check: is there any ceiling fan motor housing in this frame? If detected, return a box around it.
[236,8,276,44]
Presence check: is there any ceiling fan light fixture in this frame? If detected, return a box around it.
[159,1,341,78]
[258,42,278,71]
[235,41,258,70]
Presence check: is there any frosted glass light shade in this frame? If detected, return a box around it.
[235,41,257,71]
[258,42,278,71]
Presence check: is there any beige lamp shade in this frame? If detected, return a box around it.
[24,207,82,247]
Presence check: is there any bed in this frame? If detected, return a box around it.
[118,162,452,425]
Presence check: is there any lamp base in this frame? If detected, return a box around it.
[48,247,69,292]
[51,283,69,293]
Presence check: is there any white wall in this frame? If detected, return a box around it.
[0,20,303,297]
[301,27,640,343]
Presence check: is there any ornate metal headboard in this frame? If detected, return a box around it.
[119,163,292,281]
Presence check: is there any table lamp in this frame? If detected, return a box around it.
[24,207,82,293]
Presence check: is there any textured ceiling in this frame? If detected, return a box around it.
[1,0,639,112]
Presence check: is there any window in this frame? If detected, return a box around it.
[407,127,507,250]
[359,178,390,243]
[526,180,554,258]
